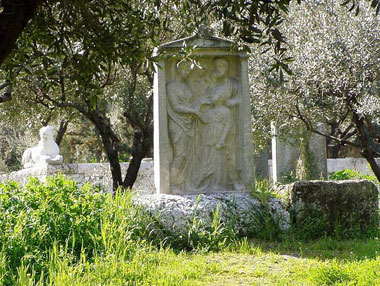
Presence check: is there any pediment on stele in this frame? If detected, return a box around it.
[159,34,234,50]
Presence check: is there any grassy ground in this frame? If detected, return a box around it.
[199,238,380,285]
[55,238,380,285]
[13,238,380,285]
[2,176,380,285]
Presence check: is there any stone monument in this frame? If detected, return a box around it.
[306,124,328,179]
[271,123,327,183]
[21,126,63,168]
[271,123,300,183]
[154,29,255,194]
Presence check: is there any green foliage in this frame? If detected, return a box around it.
[309,258,380,286]
[311,260,355,285]
[250,208,284,241]
[0,175,159,285]
[250,0,380,181]
[329,169,376,181]
[329,169,380,186]
[291,213,330,241]
[0,124,34,173]
[280,171,298,184]
[0,0,172,190]
[250,180,284,240]
[329,169,360,180]
[0,175,254,284]
[117,151,130,163]
[168,204,239,252]
[251,179,277,204]
[290,207,379,241]
[2,176,380,284]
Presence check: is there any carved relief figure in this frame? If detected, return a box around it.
[167,57,243,193]
[22,126,63,168]
[167,61,204,192]
[196,58,243,191]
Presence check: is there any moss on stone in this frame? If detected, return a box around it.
[275,180,379,237]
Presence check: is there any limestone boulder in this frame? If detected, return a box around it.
[276,180,379,234]
[133,192,290,236]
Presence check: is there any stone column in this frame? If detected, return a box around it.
[272,123,328,182]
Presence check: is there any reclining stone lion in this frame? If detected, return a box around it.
[22,126,63,168]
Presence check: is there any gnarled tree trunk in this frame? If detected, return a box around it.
[122,126,153,190]
[86,110,123,191]
[55,119,69,146]
[352,111,380,182]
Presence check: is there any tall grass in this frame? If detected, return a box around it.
[0,175,234,285]
[0,176,159,284]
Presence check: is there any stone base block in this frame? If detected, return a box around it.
[276,180,379,234]
[133,192,290,236]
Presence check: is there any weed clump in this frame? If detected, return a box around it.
[0,175,159,285]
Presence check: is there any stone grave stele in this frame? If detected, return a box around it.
[153,28,255,195]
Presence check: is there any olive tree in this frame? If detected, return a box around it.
[251,0,380,180]
[0,0,319,105]
[1,0,191,191]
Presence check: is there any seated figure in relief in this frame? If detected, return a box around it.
[22,126,63,168]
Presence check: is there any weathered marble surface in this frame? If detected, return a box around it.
[0,160,155,194]
[133,192,290,235]
[167,58,243,193]
[275,180,379,233]
[22,126,63,168]
[154,30,254,194]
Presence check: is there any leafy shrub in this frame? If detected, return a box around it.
[291,212,330,240]
[0,175,158,285]
[329,169,359,180]
[252,179,276,204]
[329,169,379,186]
[0,177,103,281]
[280,171,298,183]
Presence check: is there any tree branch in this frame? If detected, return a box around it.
[295,103,360,148]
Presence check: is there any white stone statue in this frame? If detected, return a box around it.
[22,126,63,168]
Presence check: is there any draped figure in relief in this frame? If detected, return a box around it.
[196,58,243,191]
[166,61,203,192]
